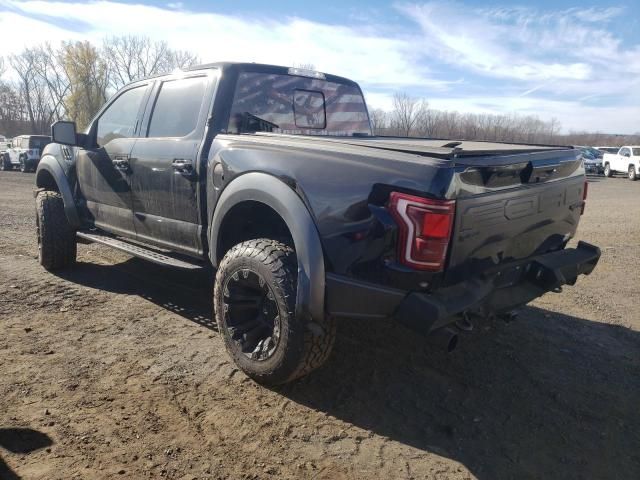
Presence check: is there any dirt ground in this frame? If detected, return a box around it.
[0,170,639,480]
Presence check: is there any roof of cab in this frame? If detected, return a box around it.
[133,61,359,87]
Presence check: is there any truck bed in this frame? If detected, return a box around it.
[250,132,571,160]
[227,132,585,288]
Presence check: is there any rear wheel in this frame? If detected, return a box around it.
[0,154,10,171]
[214,239,335,385]
[603,163,612,177]
[35,191,77,271]
[629,165,638,181]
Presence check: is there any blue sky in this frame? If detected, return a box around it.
[1,0,639,133]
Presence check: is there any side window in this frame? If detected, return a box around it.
[620,148,630,157]
[147,76,207,138]
[96,85,147,147]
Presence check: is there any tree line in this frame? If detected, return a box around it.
[370,93,639,147]
[0,36,199,136]
[1,39,636,147]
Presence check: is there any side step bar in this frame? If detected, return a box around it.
[76,231,203,270]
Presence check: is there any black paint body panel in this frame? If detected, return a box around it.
[45,62,595,326]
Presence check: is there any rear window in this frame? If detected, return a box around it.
[633,148,640,156]
[227,72,371,136]
[28,137,51,150]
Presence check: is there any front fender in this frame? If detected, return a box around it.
[209,172,325,323]
[35,153,80,228]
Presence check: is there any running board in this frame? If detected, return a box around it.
[76,231,203,270]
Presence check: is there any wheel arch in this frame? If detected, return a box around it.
[209,172,325,323]
[35,155,81,228]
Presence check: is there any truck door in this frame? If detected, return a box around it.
[128,72,216,257]
[75,83,151,238]
[618,147,631,172]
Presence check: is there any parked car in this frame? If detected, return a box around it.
[603,146,640,180]
[576,146,604,175]
[3,135,52,172]
[35,62,600,385]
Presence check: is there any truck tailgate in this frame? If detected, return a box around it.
[445,176,586,284]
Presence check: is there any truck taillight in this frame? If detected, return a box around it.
[388,192,455,271]
[581,180,588,215]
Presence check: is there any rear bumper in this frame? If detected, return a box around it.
[325,241,600,334]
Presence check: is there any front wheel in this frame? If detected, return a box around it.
[629,165,638,181]
[214,239,335,385]
[35,191,77,271]
[603,163,612,177]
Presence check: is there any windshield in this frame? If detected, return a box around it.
[583,147,602,158]
[228,72,371,136]
[28,136,51,150]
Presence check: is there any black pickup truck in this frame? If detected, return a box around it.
[35,62,600,385]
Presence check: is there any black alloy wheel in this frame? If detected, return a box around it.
[223,268,282,361]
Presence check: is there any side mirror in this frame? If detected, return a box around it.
[51,121,78,146]
[624,152,631,157]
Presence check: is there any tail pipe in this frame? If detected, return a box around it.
[426,326,458,353]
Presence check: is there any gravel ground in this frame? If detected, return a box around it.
[0,170,639,480]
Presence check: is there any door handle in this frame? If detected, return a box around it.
[112,155,130,171]
[172,158,195,175]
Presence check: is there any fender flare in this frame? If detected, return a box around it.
[35,155,81,229]
[209,172,325,323]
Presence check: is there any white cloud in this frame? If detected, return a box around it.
[1,0,638,133]
[396,2,631,81]
[0,0,447,91]
[571,6,624,23]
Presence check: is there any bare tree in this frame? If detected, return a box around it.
[103,35,199,90]
[0,82,25,136]
[30,43,71,122]
[10,49,55,134]
[390,93,428,137]
[368,108,388,134]
[169,49,200,70]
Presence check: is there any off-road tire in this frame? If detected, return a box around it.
[604,163,612,177]
[214,239,336,385]
[0,154,10,171]
[629,165,637,181]
[36,191,77,271]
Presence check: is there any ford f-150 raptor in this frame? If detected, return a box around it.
[35,62,600,385]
